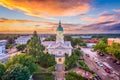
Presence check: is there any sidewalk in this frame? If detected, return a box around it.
[72,68,93,79]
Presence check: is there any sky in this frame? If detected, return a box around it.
[0,0,120,34]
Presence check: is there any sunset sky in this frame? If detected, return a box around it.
[0,0,120,34]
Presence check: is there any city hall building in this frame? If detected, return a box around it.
[42,21,73,56]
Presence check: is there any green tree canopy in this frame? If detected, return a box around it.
[27,31,45,62]
[16,44,26,51]
[44,36,55,41]
[106,42,120,60]
[94,41,108,53]
[39,53,56,68]
[100,37,107,43]
[74,48,83,57]
[71,38,83,47]
[0,62,5,79]
[66,71,86,80]
[2,64,30,80]
[65,53,79,70]
[6,44,13,49]
[6,54,40,74]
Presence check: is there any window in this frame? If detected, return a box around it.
[58,51,62,54]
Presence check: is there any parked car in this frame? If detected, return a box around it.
[116,61,120,65]
[99,53,104,56]
[85,54,90,57]
[104,68,112,73]
[93,58,99,63]
[112,59,117,63]
[91,49,94,52]
[96,75,102,80]
[97,62,104,67]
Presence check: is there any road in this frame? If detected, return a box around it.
[81,47,120,80]
[0,51,21,63]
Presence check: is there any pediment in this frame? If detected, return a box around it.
[55,45,66,49]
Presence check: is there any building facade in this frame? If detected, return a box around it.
[108,38,120,45]
[0,40,7,54]
[15,35,32,45]
[42,21,73,56]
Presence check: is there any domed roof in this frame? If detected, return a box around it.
[57,21,63,31]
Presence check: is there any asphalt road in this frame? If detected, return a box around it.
[0,51,21,63]
[81,47,120,80]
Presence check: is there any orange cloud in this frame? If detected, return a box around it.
[97,14,116,23]
[0,18,57,33]
[0,18,39,23]
[0,0,91,18]
[0,18,82,34]
[82,17,96,21]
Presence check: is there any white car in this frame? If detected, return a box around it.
[91,49,94,52]
[97,61,104,67]
[93,58,99,63]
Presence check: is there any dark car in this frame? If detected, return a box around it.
[104,68,112,74]
[112,59,117,63]
[85,54,90,57]
[96,75,102,80]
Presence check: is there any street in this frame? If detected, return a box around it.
[0,48,21,63]
[81,47,120,80]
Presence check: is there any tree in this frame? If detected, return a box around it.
[16,44,26,51]
[27,31,45,62]
[8,38,15,44]
[73,48,83,57]
[47,65,55,72]
[71,38,83,47]
[39,53,56,68]
[106,42,120,60]
[44,37,55,41]
[6,54,40,74]
[32,73,54,80]
[27,31,56,68]
[65,53,79,70]
[64,36,72,41]
[6,44,13,49]
[66,71,86,80]
[100,37,107,43]
[94,41,108,54]
[71,38,86,47]
[0,62,5,79]
[2,64,30,80]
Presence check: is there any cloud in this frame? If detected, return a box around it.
[91,12,119,24]
[0,18,51,33]
[82,17,96,21]
[0,0,91,19]
[0,18,82,34]
[0,18,41,23]
[96,14,116,23]
[114,9,120,13]
[0,17,120,34]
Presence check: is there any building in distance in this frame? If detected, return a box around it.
[108,38,120,45]
[15,35,32,45]
[0,40,7,54]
